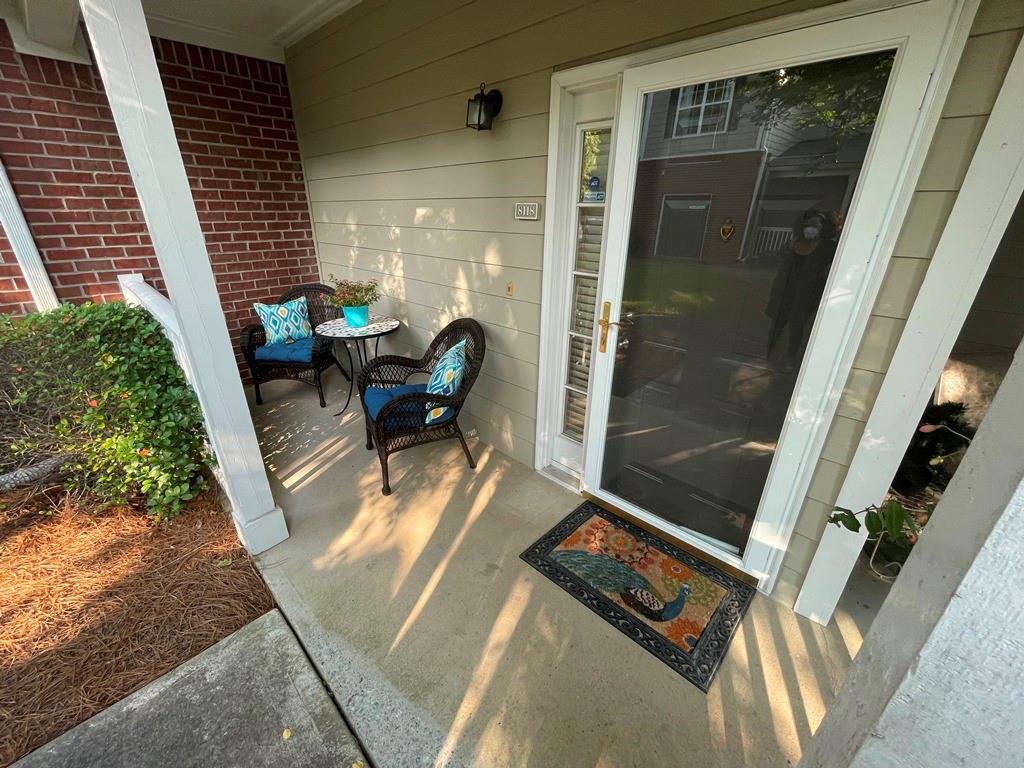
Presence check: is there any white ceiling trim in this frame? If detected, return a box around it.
[144,12,286,63]
[144,0,363,64]
[276,0,363,49]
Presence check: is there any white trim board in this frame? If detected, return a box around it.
[795,32,1024,626]
[277,0,363,49]
[0,158,58,311]
[535,0,978,592]
[144,13,286,64]
[548,0,947,90]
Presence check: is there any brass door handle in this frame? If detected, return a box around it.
[597,301,620,353]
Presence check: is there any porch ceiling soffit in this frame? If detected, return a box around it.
[141,0,364,63]
[0,0,364,64]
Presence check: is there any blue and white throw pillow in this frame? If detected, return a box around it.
[425,339,466,424]
[254,296,312,346]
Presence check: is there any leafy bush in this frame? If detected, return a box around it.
[0,302,210,520]
[327,276,380,308]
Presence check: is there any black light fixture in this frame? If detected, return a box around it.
[466,83,502,131]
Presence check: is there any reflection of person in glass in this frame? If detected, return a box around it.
[765,210,838,372]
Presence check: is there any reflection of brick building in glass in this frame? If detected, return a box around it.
[629,152,764,266]
[629,80,868,267]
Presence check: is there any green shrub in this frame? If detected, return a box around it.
[0,302,210,520]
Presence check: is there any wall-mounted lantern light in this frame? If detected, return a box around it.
[466,83,502,131]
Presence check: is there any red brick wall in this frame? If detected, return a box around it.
[0,236,31,314]
[0,23,319,373]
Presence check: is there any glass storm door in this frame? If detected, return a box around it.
[584,28,908,565]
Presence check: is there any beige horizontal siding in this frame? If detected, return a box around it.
[873,257,931,319]
[303,113,549,175]
[311,198,545,236]
[783,0,1024,600]
[292,0,830,135]
[298,71,552,159]
[287,0,835,464]
[316,223,542,267]
[320,245,542,305]
[835,368,884,421]
[891,191,958,259]
[290,0,589,110]
[308,157,546,202]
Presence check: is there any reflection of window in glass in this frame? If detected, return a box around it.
[673,79,735,137]
[654,196,711,261]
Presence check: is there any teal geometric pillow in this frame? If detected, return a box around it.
[425,339,466,424]
[254,297,312,346]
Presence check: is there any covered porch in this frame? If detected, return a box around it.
[3,0,1023,764]
[250,370,881,767]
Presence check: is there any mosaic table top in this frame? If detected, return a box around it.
[315,315,400,339]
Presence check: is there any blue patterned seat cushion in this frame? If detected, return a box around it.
[425,339,466,424]
[254,336,314,363]
[254,296,312,345]
[364,383,454,426]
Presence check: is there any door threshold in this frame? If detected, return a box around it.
[539,464,582,493]
[582,491,758,588]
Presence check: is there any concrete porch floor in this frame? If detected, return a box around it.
[14,610,367,768]
[251,371,879,768]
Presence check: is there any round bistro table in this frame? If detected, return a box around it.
[315,314,401,415]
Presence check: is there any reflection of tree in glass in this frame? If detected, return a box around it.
[581,130,604,189]
[741,51,895,142]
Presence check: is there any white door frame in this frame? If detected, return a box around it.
[795,32,1024,624]
[546,115,616,477]
[537,78,621,481]
[538,0,957,481]
[536,0,977,589]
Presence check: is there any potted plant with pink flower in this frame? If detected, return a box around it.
[328,277,380,328]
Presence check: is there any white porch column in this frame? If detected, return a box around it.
[794,34,1024,624]
[0,158,59,311]
[798,334,1024,768]
[78,0,288,554]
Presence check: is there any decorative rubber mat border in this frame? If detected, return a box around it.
[521,500,755,692]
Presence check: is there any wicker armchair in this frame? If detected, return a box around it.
[239,283,345,408]
[358,318,485,495]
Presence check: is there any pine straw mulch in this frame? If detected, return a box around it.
[0,487,276,767]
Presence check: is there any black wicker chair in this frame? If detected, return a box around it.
[358,318,485,495]
[239,283,345,408]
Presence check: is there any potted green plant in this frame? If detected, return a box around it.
[827,406,973,579]
[828,498,926,580]
[329,277,380,328]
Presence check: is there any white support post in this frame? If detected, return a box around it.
[79,0,288,554]
[798,334,1024,767]
[0,158,59,311]
[794,35,1024,624]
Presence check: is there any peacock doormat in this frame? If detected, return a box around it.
[521,501,755,691]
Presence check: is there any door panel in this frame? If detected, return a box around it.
[592,45,902,557]
[548,104,615,473]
